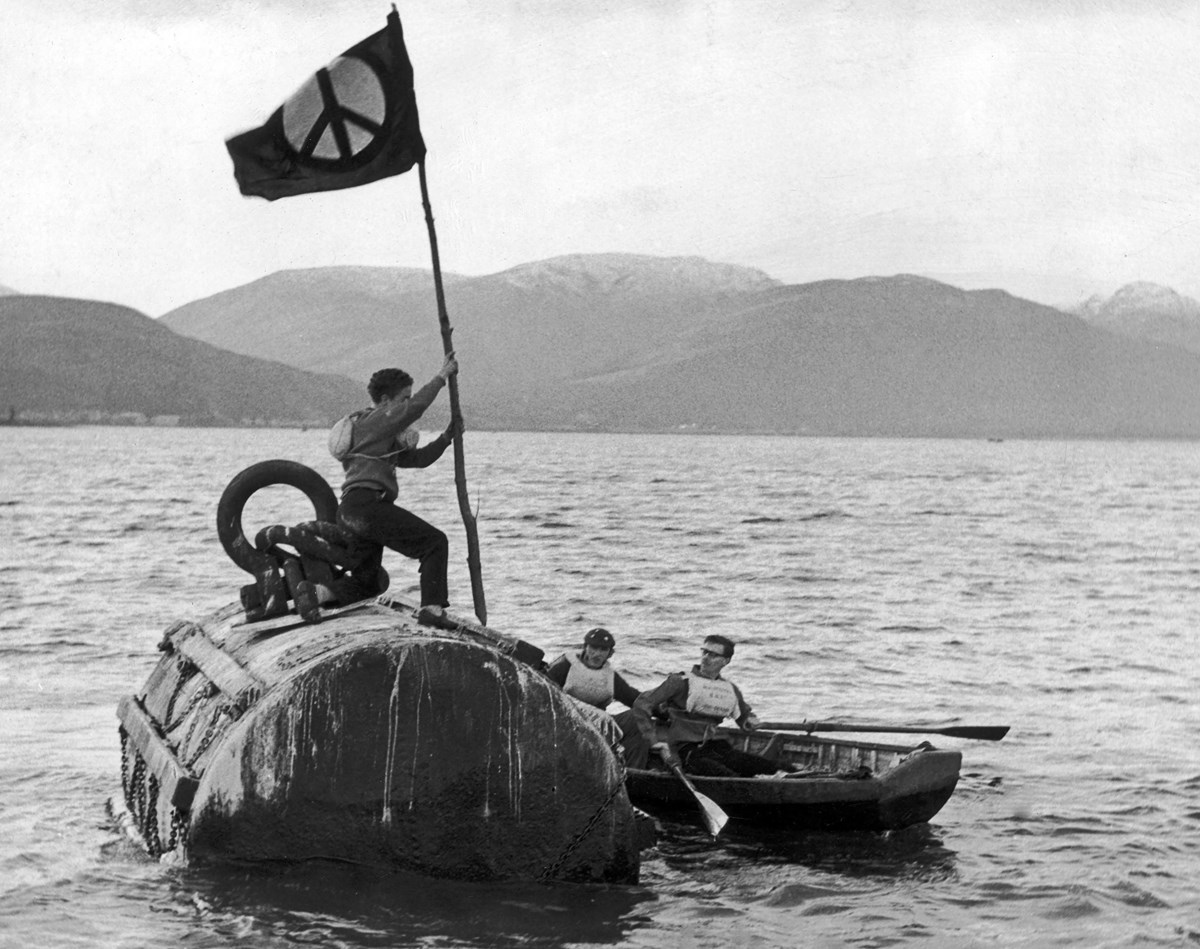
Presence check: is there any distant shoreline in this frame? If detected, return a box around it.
[0,416,321,430]
[3,417,1199,441]
[0,418,76,428]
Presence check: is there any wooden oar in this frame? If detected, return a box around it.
[656,746,728,837]
[756,721,1010,741]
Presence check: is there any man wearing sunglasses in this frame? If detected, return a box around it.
[632,634,788,777]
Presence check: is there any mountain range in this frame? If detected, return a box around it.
[158,255,785,431]
[0,295,361,425]
[6,254,1200,436]
[159,255,1200,437]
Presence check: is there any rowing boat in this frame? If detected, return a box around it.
[625,726,962,832]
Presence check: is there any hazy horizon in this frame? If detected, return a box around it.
[6,0,1199,316]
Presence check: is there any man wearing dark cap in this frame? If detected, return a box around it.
[545,627,649,768]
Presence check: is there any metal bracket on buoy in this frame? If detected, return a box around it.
[164,622,264,711]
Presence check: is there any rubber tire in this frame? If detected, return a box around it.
[217,460,339,575]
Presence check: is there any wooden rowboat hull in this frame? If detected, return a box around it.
[626,728,962,833]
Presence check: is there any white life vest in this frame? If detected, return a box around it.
[685,672,740,721]
[561,652,616,709]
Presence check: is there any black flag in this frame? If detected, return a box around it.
[226,9,425,200]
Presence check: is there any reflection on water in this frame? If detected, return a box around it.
[5,429,1200,947]
[172,861,654,949]
[653,817,957,884]
[87,814,965,949]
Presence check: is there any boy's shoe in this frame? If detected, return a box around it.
[415,604,449,626]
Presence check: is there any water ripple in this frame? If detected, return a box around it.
[2,429,1199,947]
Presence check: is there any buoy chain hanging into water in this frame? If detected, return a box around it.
[121,732,159,857]
[114,621,262,860]
[120,726,192,860]
[538,776,625,881]
[167,805,190,854]
[117,626,238,862]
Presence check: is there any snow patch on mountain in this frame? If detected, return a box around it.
[495,253,780,295]
[1075,282,1200,355]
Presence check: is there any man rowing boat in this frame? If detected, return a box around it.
[632,634,789,777]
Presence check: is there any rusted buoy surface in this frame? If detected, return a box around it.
[120,603,642,884]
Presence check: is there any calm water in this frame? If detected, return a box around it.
[1,427,1197,948]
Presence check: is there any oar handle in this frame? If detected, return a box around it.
[665,760,696,791]
[657,746,697,791]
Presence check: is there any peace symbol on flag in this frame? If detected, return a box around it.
[280,51,393,171]
[225,10,424,200]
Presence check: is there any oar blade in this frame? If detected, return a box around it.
[660,748,731,837]
[694,790,730,837]
[940,725,1010,741]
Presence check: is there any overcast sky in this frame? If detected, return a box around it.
[4,0,1199,315]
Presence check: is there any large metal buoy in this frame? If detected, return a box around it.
[116,597,646,883]
[114,461,650,883]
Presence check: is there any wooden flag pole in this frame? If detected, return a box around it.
[417,160,487,625]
